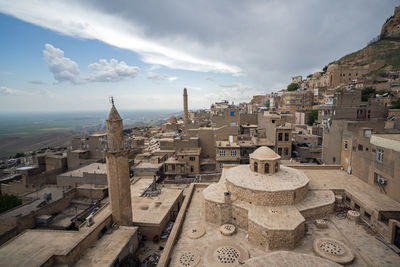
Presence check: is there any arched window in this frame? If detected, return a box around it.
[265,163,269,174]
[275,162,279,172]
[254,162,258,172]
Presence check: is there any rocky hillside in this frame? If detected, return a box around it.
[336,38,400,71]
[333,6,400,72]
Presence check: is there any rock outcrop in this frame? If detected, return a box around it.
[381,6,400,38]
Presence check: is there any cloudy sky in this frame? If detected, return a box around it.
[0,0,397,112]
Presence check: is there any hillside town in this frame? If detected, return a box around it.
[0,5,400,267]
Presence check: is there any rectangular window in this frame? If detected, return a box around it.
[190,166,194,173]
[344,140,348,150]
[364,211,371,221]
[358,144,363,151]
[379,214,389,225]
[230,150,237,157]
[354,203,360,211]
[172,164,175,171]
[278,147,282,156]
[219,163,223,169]
[284,147,288,156]
[189,156,195,161]
[284,133,289,141]
[278,133,283,141]
[230,111,235,116]
[376,149,384,163]
[219,150,226,157]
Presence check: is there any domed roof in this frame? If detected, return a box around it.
[107,105,122,121]
[250,146,280,160]
[168,116,177,123]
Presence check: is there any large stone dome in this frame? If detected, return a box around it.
[250,146,280,161]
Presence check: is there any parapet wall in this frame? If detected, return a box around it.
[226,179,308,206]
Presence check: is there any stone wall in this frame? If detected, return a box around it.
[226,179,308,206]
[298,202,334,221]
[232,204,249,230]
[248,219,305,250]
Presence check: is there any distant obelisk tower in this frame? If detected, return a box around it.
[105,98,133,226]
[183,88,189,125]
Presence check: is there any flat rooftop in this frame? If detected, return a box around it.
[132,187,182,225]
[0,204,135,267]
[0,187,65,219]
[164,182,400,267]
[300,168,400,212]
[59,163,106,178]
[370,134,400,152]
[226,165,309,192]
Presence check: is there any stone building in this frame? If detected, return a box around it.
[281,90,314,112]
[203,147,334,250]
[56,163,107,188]
[216,140,241,171]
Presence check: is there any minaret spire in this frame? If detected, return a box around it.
[183,88,188,126]
[105,100,133,226]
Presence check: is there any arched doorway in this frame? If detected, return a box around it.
[265,163,269,174]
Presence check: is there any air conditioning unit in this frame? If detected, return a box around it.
[377,177,386,185]
[86,214,94,227]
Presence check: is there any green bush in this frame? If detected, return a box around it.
[391,99,400,109]
[0,194,22,213]
[307,110,318,126]
[361,87,376,102]
[287,83,300,91]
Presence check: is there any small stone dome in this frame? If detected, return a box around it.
[250,147,280,161]
[249,146,280,174]
[168,116,177,124]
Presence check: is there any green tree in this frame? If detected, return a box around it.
[0,194,22,213]
[322,65,328,73]
[287,83,300,91]
[391,99,400,109]
[307,110,318,126]
[361,87,376,102]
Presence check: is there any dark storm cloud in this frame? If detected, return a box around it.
[1,0,398,90]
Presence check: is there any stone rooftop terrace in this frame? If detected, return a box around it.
[59,163,106,178]
[226,165,308,192]
[161,181,400,267]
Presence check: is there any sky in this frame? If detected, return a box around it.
[0,0,397,112]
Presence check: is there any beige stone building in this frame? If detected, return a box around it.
[281,90,314,112]
[216,140,240,171]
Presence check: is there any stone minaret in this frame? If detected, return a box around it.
[183,88,188,125]
[105,101,133,226]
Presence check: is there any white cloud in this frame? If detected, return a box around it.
[0,86,27,96]
[87,59,139,82]
[0,1,241,75]
[42,44,139,84]
[0,0,395,101]
[43,43,81,84]
[146,72,177,81]
[38,88,55,98]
